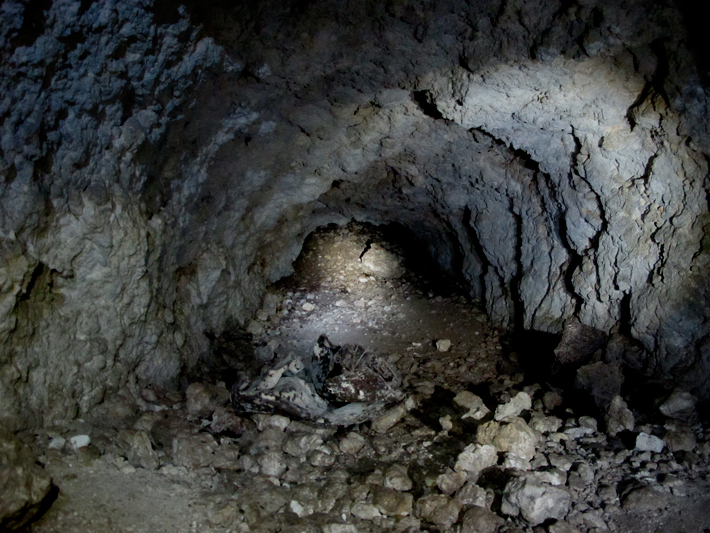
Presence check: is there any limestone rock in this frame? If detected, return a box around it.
[553,320,607,367]
[606,395,635,436]
[575,362,624,408]
[0,430,54,531]
[659,390,697,420]
[372,486,413,517]
[117,429,159,470]
[454,444,498,478]
[360,244,405,279]
[502,475,571,526]
[414,494,461,529]
[384,463,413,492]
[494,391,532,421]
[460,506,505,533]
[635,432,664,453]
[454,391,490,420]
[478,417,539,461]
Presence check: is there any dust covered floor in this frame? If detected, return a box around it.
[23,223,710,533]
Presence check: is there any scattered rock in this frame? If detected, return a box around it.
[68,434,91,451]
[502,474,571,526]
[479,417,539,461]
[117,429,159,470]
[454,391,490,420]
[171,433,218,469]
[372,486,414,517]
[436,469,468,495]
[606,395,635,436]
[621,485,668,511]
[384,463,413,492]
[635,432,664,453]
[371,403,408,433]
[659,390,696,420]
[414,494,461,529]
[460,506,505,533]
[553,319,607,367]
[455,444,498,478]
[436,339,452,352]
[494,391,532,421]
[360,244,405,279]
[339,432,367,454]
[0,430,54,531]
[186,382,229,419]
[575,361,624,408]
[664,427,696,452]
[455,481,490,508]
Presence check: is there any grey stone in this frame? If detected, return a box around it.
[606,395,635,436]
[384,463,413,492]
[360,244,405,279]
[186,382,230,419]
[339,432,367,454]
[635,432,664,453]
[455,444,499,477]
[171,433,218,469]
[372,486,414,517]
[502,475,571,526]
[0,430,53,531]
[659,390,697,420]
[414,494,461,529]
[483,418,539,461]
[621,485,668,511]
[553,320,607,367]
[575,362,624,408]
[455,481,490,508]
[454,391,491,420]
[494,391,532,421]
[117,429,159,470]
[436,469,468,495]
[460,506,505,533]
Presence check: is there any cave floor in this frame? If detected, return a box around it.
[25,224,710,533]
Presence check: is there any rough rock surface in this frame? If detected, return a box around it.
[1,0,710,434]
[0,430,53,530]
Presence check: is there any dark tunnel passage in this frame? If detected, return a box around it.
[1,0,710,530]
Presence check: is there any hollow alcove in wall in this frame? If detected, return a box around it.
[2,0,710,531]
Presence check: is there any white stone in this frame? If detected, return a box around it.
[454,391,490,420]
[635,432,664,453]
[48,437,66,450]
[68,434,91,450]
[455,444,498,476]
[494,391,532,421]
[502,475,571,526]
[302,302,316,312]
[339,432,367,454]
[436,339,452,352]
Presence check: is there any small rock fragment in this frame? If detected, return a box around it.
[372,486,413,516]
[302,302,316,312]
[414,494,461,529]
[621,485,668,511]
[494,391,532,421]
[371,403,408,433]
[68,434,91,451]
[436,339,452,352]
[384,464,413,492]
[460,506,505,533]
[436,469,468,495]
[454,391,490,420]
[455,481,489,508]
[339,432,367,454]
[502,474,571,526]
[117,429,159,470]
[439,415,453,431]
[635,432,664,453]
[454,444,498,478]
[659,390,696,420]
[575,361,624,408]
[606,395,634,436]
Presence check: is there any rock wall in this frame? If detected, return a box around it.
[0,0,708,429]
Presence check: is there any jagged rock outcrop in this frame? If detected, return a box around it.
[0,0,708,430]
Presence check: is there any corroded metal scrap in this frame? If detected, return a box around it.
[231,335,403,425]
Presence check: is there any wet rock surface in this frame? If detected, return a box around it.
[24,225,710,533]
